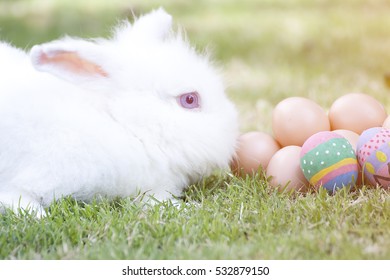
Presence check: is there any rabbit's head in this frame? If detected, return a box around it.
[30,8,238,189]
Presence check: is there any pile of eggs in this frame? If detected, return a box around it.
[232,93,390,193]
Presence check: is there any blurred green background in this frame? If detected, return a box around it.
[1,0,390,133]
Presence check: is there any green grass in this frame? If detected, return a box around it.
[1,175,389,259]
[1,0,390,259]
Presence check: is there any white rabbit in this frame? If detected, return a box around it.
[0,8,238,215]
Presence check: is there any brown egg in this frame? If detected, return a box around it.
[266,145,309,192]
[272,97,330,147]
[332,129,359,151]
[232,131,280,176]
[329,93,387,134]
[383,115,390,128]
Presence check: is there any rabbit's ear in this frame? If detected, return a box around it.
[30,39,108,84]
[130,8,172,42]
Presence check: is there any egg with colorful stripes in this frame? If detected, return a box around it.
[356,127,390,189]
[300,131,358,192]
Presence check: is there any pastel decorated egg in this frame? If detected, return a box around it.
[332,129,359,151]
[356,127,390,189]
[300,131,358,192]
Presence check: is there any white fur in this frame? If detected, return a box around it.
[0,8,238,214]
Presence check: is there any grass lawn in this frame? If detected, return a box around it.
[1,0,390,259]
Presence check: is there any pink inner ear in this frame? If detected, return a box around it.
[38,51,108,77]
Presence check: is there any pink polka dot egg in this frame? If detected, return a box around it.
[300,131,358,192]
[356,127,390,189]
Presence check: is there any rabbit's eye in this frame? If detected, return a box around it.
[178,92,200,109]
